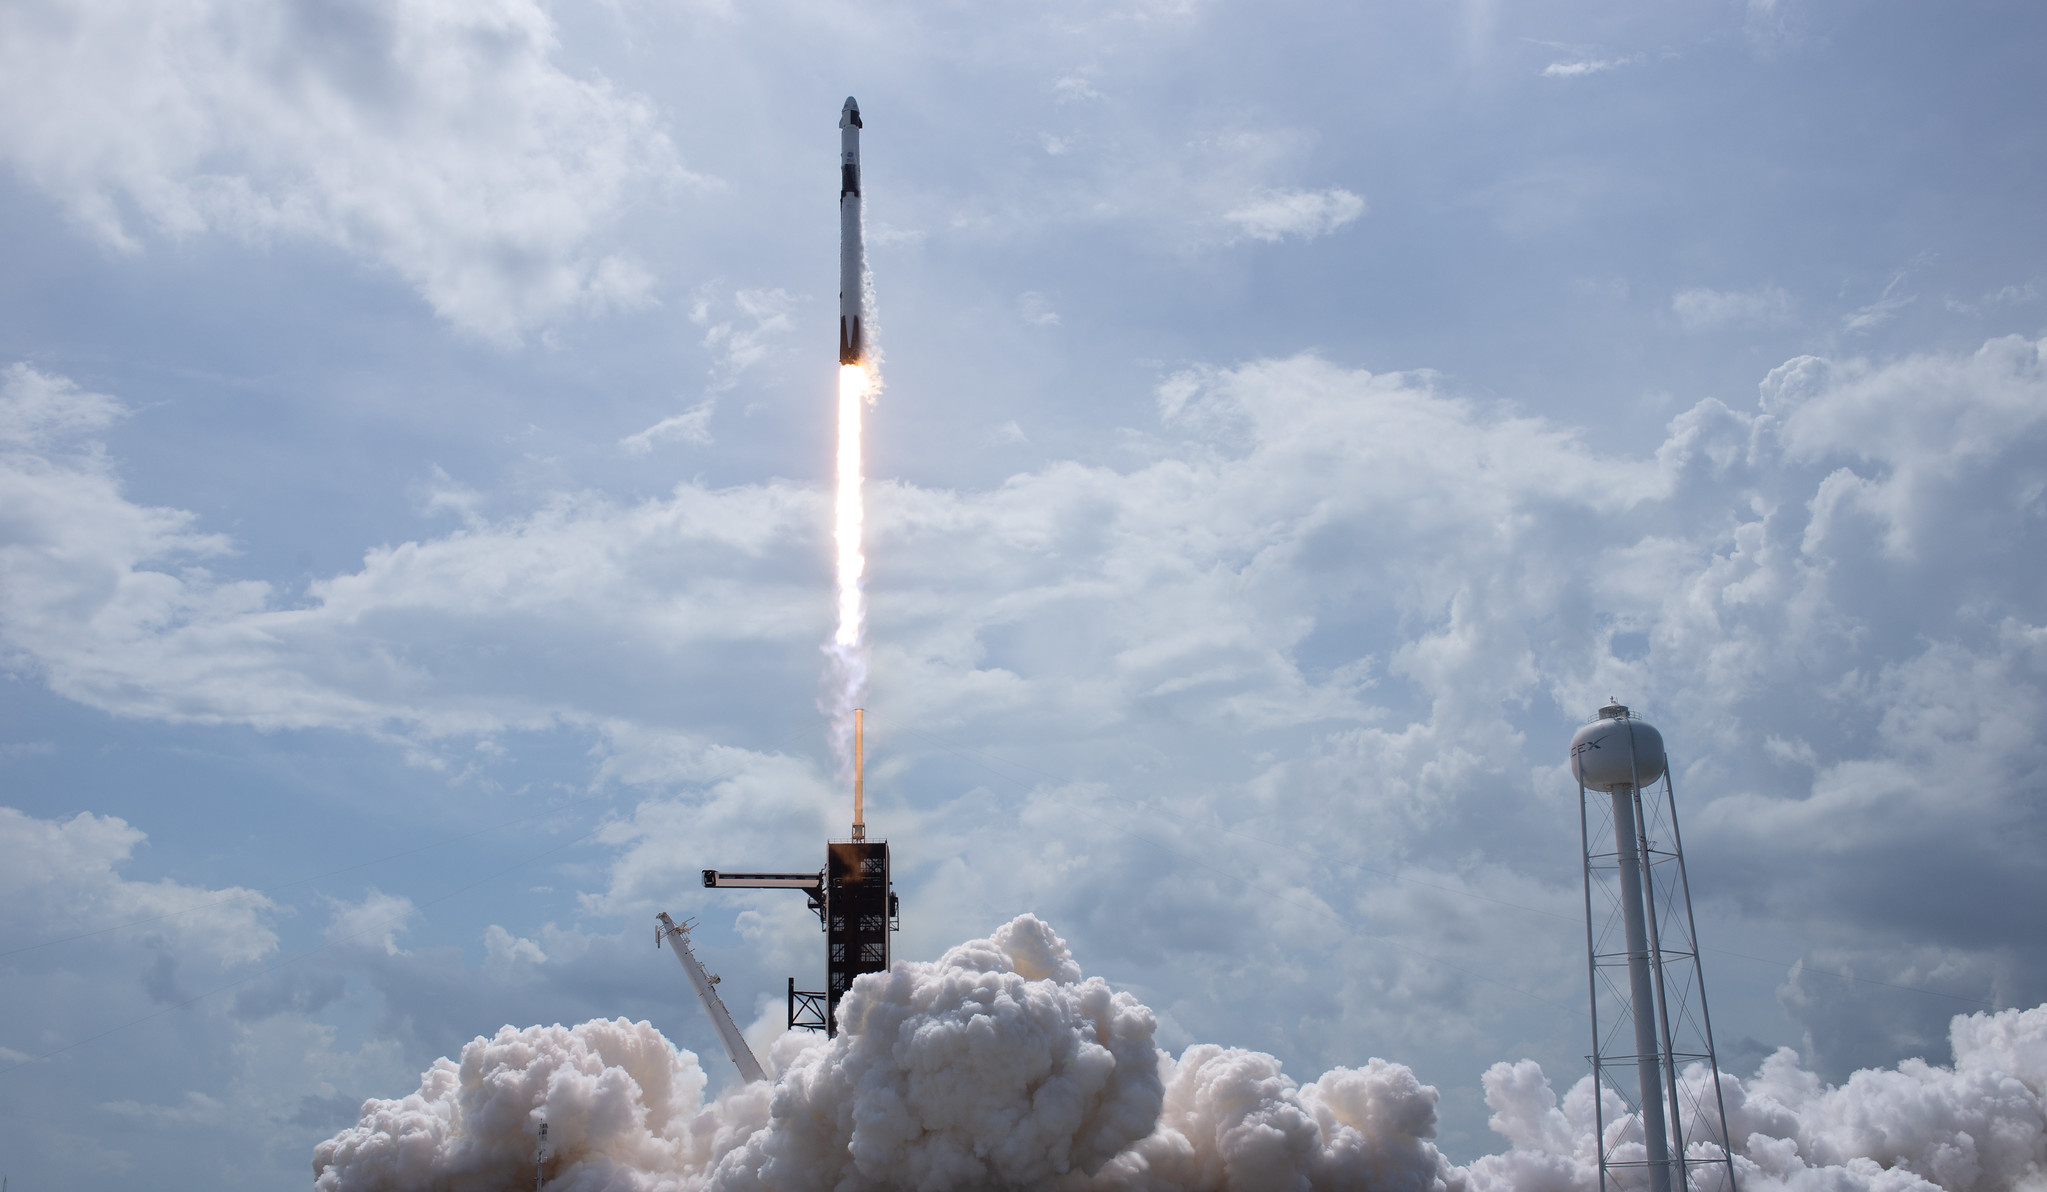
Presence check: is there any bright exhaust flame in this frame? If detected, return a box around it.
[834,363,868,651]
[827,362,873,766]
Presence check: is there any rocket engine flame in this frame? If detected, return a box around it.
[834,363,868,653]
[826,362,872,768]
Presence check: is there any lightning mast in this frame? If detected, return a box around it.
[1572,703,1737,1192]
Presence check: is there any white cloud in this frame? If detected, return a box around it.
[1844,274,1916,332]
[937,113,1363,253]
[1054,75,1105,103]
[1673,285,1796,331]
[618,286,799,452]
[1541,55,1642,78]
[621,399,717,453]
[1745,0,1799,49]
[4,335,2046,1082]
[0,361,823,739]
[0,364,127,447]
[1223,187,1367,244]
[1944,282,2039,316]
[693,288,798,381]
[1017,291,1063,326]
[481,924,547,977]
[323,890,419,956]
[0,0,694,341]
[0,805,276,966]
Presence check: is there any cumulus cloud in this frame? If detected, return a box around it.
[4,334,2046,1077]
[0,0,691,340]
[0,805,277,966]
[0,359,824,741]
[0,363,126,447]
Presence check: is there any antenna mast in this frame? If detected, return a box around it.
[852,707,865,841]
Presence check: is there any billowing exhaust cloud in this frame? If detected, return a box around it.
[312,915,1457,1190]
[1466,1004,2047,1192]
[311,915,2047,1192]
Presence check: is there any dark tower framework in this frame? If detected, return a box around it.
[703,709,898,1037]
[1574,703,1738,1192]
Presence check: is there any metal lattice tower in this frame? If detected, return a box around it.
[701,708,899,1037]
[1572,703,1738,1192]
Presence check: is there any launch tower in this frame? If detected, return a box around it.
[1572,703,1737,1192]
[703,709,898,1037]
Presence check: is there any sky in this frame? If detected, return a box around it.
[1,0,2045,1187]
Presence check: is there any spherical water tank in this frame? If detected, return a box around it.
[1569,704,1668,791]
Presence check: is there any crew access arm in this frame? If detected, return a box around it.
[655,912,766,1083]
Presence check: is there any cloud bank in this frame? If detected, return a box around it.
[0,0,689,339]
[3,332,2044,1081]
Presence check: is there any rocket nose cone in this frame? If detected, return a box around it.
[843,96,858,110]
[840,96,862,129]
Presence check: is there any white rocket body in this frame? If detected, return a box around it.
[839,97,864,366]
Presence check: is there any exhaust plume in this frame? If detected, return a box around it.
[312,916,2047,1192]
[824,360,874,773]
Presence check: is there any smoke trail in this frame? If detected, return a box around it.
[824,360,874,772]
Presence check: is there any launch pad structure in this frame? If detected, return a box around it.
[656,95,894,1070]
[702,709,899,1038]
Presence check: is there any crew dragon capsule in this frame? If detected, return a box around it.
[838,96,866,366]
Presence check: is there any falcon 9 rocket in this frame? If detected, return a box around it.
[838,97,865,366]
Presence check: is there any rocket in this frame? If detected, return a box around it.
[839,96,865,366]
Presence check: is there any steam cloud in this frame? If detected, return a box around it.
[313,916,2047,1192]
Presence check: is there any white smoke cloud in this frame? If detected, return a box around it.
[1468,1003,2047,1192]
[311,915,2047,1192]
[311,915,1464,1191]
[310,1015,754,1191]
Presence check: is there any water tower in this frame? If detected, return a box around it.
[1571,703,1738,1192]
